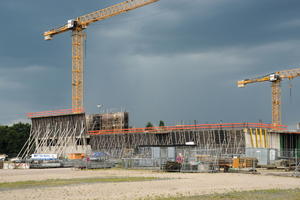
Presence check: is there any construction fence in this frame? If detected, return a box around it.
[121,147,300,173]
[2,147,299,172]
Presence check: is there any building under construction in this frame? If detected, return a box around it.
[18,108,300,161]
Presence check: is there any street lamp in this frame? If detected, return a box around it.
[97,105,103,114]
[97,105,103,130]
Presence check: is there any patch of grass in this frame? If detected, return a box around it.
[0,176,160,191]
[156,188,300,200]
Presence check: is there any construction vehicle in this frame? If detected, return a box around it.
[237,68,300,126]
[44,0,159,109]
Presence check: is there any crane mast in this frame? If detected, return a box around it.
[237,68,300,126]
[44,0,159,109]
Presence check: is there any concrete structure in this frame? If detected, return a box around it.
[19,109,299,161]
[19,108,129,159]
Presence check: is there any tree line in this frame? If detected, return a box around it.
[0,122,31,158]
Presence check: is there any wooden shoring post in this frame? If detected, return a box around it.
[203,130,207,149]
[167,132,172,145]
[207,130,210,149]
[59,122,77,157]
[50,122,61,155]
[250,128,255,148]
[264,129,268,148]
[196,130,200,148]
[144,132,148,146]
[20,124,40,159]
[68,121,85,155]
[259,128,263,148]
[234,129,237,153]
[218,129,221,149]
[255,128,259,148]
[225,130,232,155]
[177,131,181,145]
[36,124,50,153]
[48,123,59,154]
[236,132,243,155]
[182,131,186,145]
[212,130,216,149]
[56,122,70,155]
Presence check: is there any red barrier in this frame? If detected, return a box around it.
[88,122,287,135]
[27,108,85,118]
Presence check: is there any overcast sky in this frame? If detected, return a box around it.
[1,0,300,129]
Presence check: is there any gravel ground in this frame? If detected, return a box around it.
[0,168,300,199]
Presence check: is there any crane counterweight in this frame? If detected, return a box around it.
[44,34,53,41]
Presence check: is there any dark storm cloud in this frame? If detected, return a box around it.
[128,0,300,55]
[0,0,300,128]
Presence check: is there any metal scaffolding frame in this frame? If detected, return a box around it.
[18,113,87,159]
[90,129,247,158]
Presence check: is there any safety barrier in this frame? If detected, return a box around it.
[88,122,287,135]
[3,162,30,169]
[27,108,85,118]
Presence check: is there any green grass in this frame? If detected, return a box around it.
[0,176,158,191]
[155,188,300,200]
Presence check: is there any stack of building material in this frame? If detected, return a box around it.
[68,153,85,160]
[218,157,233,164]
[162,161,181,172]
[239,157,258,168]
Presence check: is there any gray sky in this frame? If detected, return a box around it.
[1,0,300,128]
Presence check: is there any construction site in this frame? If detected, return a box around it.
[1,0,300,177]
[0,106,295,174]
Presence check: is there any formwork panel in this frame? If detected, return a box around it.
[31,113,87,137]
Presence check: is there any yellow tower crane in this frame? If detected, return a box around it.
[237,68,300,126]
[44,0,159,109]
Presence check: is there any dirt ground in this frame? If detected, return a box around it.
[0,168,300,200]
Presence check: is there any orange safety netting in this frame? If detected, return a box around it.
[27,108,85,118]
[88,122,287,135]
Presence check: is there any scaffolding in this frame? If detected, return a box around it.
[90,128,247,159]
[86,109,129,131]
[18,111,88,159]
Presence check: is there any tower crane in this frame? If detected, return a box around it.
[237,68,300,126]
[44,0,159,109]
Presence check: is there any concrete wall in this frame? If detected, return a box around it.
[244,128,279,149]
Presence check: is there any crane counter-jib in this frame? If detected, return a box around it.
[237,76,270,88]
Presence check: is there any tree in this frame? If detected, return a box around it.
[0,125,8,154]
[145,122,153,127]
[159,120,164,127]
[0,122,31,158]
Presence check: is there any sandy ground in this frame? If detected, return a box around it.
[0,168,300,200]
